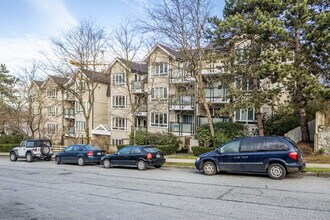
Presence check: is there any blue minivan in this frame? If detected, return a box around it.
[195,136,305,179]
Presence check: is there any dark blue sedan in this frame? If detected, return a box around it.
[55,144,106,166]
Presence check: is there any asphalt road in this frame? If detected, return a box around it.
[0,158,329,220]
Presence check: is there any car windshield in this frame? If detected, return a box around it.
[35,140,51,147]
[144,147,159,153]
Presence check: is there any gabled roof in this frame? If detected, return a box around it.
[81,69,111,84]
[49,75,69,86]
[117,58,148,74]
[33,80,44,88]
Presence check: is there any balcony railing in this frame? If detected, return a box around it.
[169,69,195,83]
[205,88,229,103]
[135,104,148,116]
[64,127,75,136]
[131,81,145,94]
[169,95,194,110]
[169,122,195,136]
[63,108,75,119]
[197,116,230,126]
[201,68,224,75]
[131,126,147,132]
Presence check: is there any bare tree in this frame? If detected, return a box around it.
[45,19,110,144]
[139,0,216,139]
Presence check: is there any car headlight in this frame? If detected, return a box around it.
[196,157,200,161]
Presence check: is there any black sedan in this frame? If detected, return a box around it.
[100,146,166,170]
[55,144,106,166]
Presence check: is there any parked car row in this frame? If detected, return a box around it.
[9,136,306,179]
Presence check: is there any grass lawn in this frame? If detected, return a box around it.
[305,167,330,173]
[166,154,197,160]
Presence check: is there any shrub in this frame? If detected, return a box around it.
[129,131,181,148]
[318,148,326,155]
[156,145,178,155]
[0,133,26,144]
[196,122,246,147]
[0,144,19,152]
[191,146,217,156]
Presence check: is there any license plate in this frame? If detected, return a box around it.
[156,154,160,158]
[97,152,102,155]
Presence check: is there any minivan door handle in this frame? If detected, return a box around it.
[241,156,248,159]
[233,156,240,159]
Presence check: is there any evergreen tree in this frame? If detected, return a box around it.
[0,64,17,102]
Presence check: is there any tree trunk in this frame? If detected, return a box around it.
[85,116,91,144]
[299,106,310,142]
[256,109,264,136]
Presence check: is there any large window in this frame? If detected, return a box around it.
[46,89,58,98]
[151,62,168,76]
[76,81,87,92]
[46,123,58,134]
[75,121,86,131]
[112,117,127,130]
[112,139,123,146]
[235,108,255,122]
[150,112,168,127]
[151,87,168,100]
[241,138,289,152]
[112,73,126,86]
[112,96,127,108]
[220,141,240,153]
[46,106,57,116]
[75,102,89,112]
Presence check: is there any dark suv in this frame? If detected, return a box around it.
[195,136,305,179]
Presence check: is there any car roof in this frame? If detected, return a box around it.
[235,136,287,140]
[123,145,155,148]
[25,139,51,141]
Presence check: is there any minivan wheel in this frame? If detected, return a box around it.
[10,152,17,161]
[137,160,146,171]
[268,163,286,180]
[78,157,85,166]
[26,153,33,162]
[103,159,112,169]
[202,161,217,175]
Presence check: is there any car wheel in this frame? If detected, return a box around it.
[137,160,146,171]
[202,161,217,175]
[268,163,286,180]
[44,156,51,161]
[41,146,50,156]
[103,159,112,169]
[154,165,162,168]
[26,153,34,162]
[55,156,61,164]
[78,157,85,166]
[10,152,17,161]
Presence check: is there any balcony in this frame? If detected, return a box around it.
[169,122,195,136]
[63,108,75,119]
[169,95,194,110]
[64,127,75,137]
[134,104,148,117]
[205,88,230,104]
[131,126,147,132]
[197,116,230,126]
[201,67,224,76]
[169,69,195,84]
[131,81,145,94]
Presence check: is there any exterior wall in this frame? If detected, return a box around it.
[284,120,315,143]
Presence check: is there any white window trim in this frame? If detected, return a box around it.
[112,117,128,130]
[112,95,127,108]
[151,87,168,100]
[46,123,58,134]
[150,112,168,128]
[151,62,168,76]
[75,121,86,131]
[112,73,126,86]
[235,108,256,122]
[46,88,58,99]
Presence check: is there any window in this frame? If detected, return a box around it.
[118,147,131,155]
[73,146,83,151]
[46,88,58,98]
[112,139,123,145]
[33,106,39,115]
[151,62,168,76]
[26,141,35,148]
[47,123,58,134]
[131,147,142,154]
[112,73,126,85]
[151,87,167,100]
[112,96,127,108]
[20,141,26,148]
[65,146,74,152]
[112,117,127,130]
[75,121,86,131]
[76,81,87,92]
[150,112,168,127]
[235,108,255,122]
[240,138,289,152]
[75,102,89,112]
[47,106,58,116]
[220,141,240,153]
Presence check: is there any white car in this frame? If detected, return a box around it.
[9,139,53,162]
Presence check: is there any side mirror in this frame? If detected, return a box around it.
[217,149,221,154]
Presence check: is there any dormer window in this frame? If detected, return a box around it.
[46,88,58,98]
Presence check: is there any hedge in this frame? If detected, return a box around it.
[0,144,19,152]
[156,145,178,155]
[191,146,217,156]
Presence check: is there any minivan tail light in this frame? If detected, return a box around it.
[87,151,93,156]
[289,151,298,160]
[147,153,152,160]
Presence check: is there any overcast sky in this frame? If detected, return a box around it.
[0,0,224,74]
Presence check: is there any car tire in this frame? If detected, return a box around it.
[202,161,217,175]
[44,156,51,161]
[26,153,34,162]
[268,163,287,180]
[78,157,85,166]
[103,159,112,169]
[10,152,17,161]
[55,156,61,164]
[154,165,162,168]
[41,146,50,156]
[137,160,146,171]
